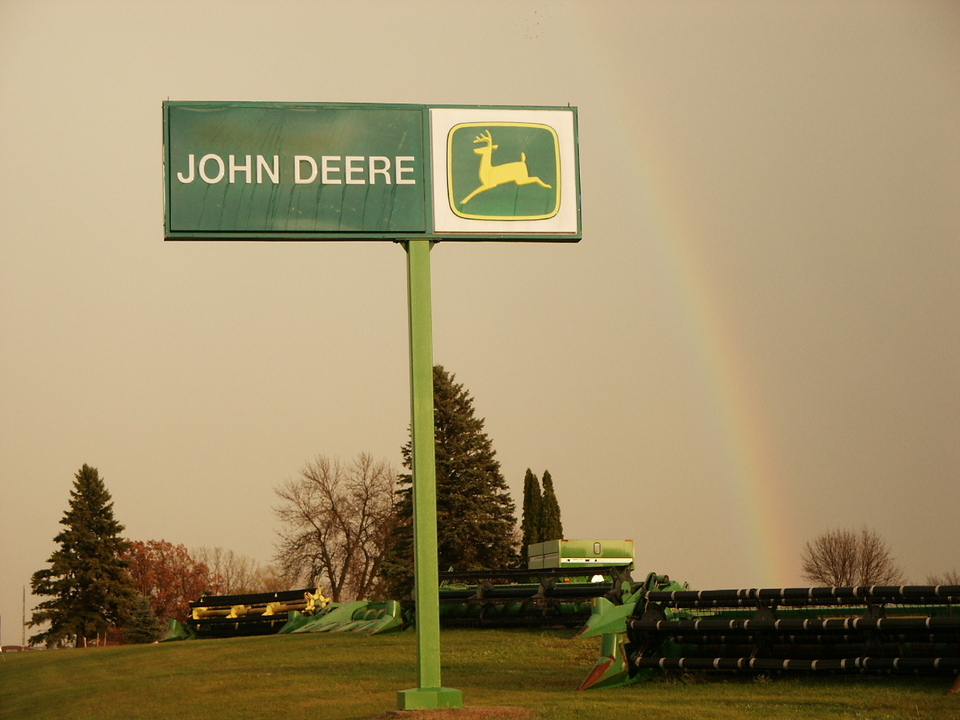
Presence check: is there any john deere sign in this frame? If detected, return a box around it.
[163,102,580,241]
[448,124,558,218]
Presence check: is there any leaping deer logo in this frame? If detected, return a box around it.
[460,129,552,205]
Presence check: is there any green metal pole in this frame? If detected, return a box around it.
[397,239,463,711]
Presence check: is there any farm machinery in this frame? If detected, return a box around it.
[162,539,637,640]
[162,588,408,640]
[433,539,637,629]
[160,538,960,692]
[163,587,330,640]
[577,580,960,690]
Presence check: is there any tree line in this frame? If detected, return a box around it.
[27,366,956,647]
[29,367,556,645]
[28,465,285,647]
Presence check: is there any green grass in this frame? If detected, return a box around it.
[1,629,957,720]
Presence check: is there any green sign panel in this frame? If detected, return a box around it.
[164,102,580,241]
[165,103,425,239]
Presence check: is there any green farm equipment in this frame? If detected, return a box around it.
[156,536,960,693]
[527,539,635,570]
[281,599,406,635]
[425,539,638,629]
[433,565,635,629]
[577,582,960,690]
[161,539,637,640]
[161,588,407,640]
[162,587,329,640]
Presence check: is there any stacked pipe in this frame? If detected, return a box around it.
[626,585,960,677]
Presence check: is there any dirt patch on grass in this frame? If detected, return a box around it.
[365,706,537,720]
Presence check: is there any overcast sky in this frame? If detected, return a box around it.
[2,0,958,646]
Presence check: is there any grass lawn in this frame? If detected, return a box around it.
[1,629,957,720]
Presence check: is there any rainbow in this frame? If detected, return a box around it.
[639,150,797,587]
[571,29,799,586]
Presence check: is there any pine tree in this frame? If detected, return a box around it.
[539,470,564,542]
[124,594,163,644]
[381,366,518,596]
[29,464,138,647]
[520,468,543,549]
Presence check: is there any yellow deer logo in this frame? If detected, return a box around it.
[460,129,552,205]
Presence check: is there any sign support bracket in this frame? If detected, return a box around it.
[397,238,463,711]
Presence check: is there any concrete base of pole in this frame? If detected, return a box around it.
[397,687,464,710]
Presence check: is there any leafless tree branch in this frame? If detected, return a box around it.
[800,526,905,586]
[273,453,397,601]
[925,569,960,585]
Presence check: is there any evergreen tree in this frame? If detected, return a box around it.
[124,594,163,644]
[29,464,138,647]
[520,468,543,549]
[539,470,564,542]
[382,366,518,596]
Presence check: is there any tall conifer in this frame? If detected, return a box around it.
[539,470,564,542]
[29,464,138,647]
[520,468,543,549]
[381,366,517,596]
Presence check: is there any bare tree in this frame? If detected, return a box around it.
[192,547,284,595]
[273,453,397,602]
[926,569,960,585]
[800,526,906,586]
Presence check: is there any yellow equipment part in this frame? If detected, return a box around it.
[226,604,249,619]
[192,606,232,620]
[191,587,329,621]
[304,588,329,614]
